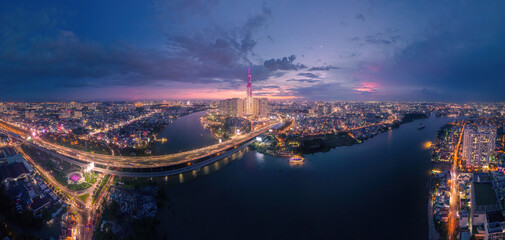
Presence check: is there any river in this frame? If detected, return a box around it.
[153,111,218,155]
[154,112,454,239]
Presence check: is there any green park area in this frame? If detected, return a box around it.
[21,144,98,190]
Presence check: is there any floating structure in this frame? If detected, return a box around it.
[289,155,304,165]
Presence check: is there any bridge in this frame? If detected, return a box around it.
[1,120,279,177]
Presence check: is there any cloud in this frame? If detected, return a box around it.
[307,65,340,71]
[264,55,306,71]
[287,79,319,83]
[370,4,505,101]
[0,5,280,94]
[254,85,280,90]
[297,73,319,78]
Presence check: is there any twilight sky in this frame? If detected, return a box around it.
[1,0,505,101]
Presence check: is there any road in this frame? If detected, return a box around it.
[15,143,97,240]
[448,124,464,240]
[16,145,88,205]
[25,120,278,168]
[0,119,277,170]
[79,175,115,240]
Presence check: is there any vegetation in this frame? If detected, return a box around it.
[92,175,110,204]
[401,112,430,124]
[20,144,93,191]
[78,193,90,202]
[85,171,99,184]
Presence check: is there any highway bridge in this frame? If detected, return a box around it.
[1,120,280,177]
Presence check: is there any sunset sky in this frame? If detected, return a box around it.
[1,0,505,101]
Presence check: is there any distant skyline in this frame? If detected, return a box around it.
[1,0,505,101]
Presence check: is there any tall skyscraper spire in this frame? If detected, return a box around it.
[247,66,252,88]
[246,66,253,115]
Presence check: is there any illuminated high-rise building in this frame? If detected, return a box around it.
[463,126,496,168]
[253,98,269,118]
[245,66,253,115]
[218,98,244,117]
[218,67,268,118]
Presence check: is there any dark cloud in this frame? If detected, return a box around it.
[372,3,505,101]
[307,65,340,71]
[297,73,319,79]
[264,55,306,71]
[0,6,280,95]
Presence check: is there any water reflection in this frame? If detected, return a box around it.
[289,155,305,167]
[255,152,264,164]
[156,148,249,184]
[423,140,432,149]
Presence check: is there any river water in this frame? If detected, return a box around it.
[153,111,218,155]
[155,112,454,239]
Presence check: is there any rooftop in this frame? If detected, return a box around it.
[474,182,498,206]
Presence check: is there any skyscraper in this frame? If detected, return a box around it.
[245,66,253,115]
[218,98,244,117]
[253,98,269,118]
[218,67,268,118]
[463,126,496,168]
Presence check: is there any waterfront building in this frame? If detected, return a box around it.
[245,66,253,116]
[463,126,496,168]
[218,67,269,119]
[218,98,245,117]
[253,98,269,118]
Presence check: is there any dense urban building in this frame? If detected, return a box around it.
[463,126,497,168]
[219,68,270,118]
[218,98,245,117]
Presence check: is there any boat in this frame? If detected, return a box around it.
[289,155,304,164]
[417,123,425,130]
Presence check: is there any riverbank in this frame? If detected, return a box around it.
[35,108,206,157]
[252,113,430,159]
[153,111,218,155]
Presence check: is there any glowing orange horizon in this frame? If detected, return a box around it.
[113,87,298,101]
[355,81,379,93]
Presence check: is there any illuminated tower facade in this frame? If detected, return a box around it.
[463,126,496,168]
[246,66,253,115]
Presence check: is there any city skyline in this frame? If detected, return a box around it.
[3,1,505,239]
[1,1,505,101]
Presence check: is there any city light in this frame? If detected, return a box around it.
[84,162,95,172]
[423,141,432,149]
[0,1,503,238]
